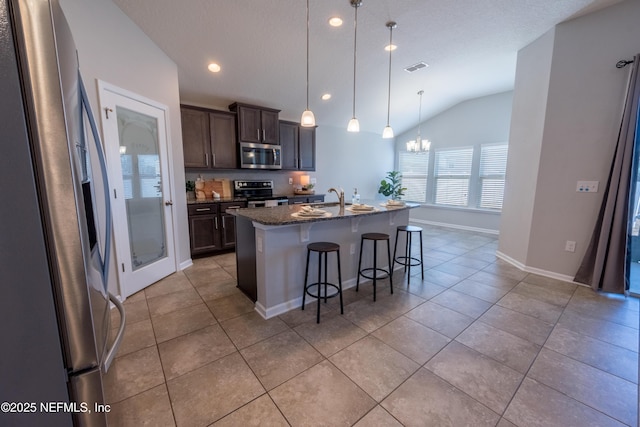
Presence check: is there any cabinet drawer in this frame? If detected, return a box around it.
[188,204,219,216]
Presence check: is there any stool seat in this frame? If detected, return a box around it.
[392,225,424,285]
[302,241,343,323]
[361,232,390,241]
[308,241,340,252]
[356,233,393,301]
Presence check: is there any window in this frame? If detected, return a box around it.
[434,147,473,206]
[397,142,508,211]
[479,144,508,210]
[398,151,428,202]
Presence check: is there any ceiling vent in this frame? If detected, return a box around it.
[404,61,429,73]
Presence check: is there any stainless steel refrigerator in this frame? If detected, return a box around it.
[0,0,125,426]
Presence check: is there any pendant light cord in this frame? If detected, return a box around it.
[306,0,310,110]
[352,4,358,118]
[386,25,393,126]
[417,90,424,139]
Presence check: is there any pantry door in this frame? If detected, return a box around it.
[98,82,176,298]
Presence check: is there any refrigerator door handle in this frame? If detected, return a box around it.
[104,292,125,371]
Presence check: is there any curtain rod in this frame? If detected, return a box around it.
[616,59,634,69]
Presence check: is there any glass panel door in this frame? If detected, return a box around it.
[117,107,167,270]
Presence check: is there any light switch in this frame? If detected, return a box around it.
[576,181,598,193]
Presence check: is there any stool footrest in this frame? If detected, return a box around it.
[359,267,391,281]
[394,256,422,267]
[304,283,341,300]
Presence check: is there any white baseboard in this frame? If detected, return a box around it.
[495,250,587,287]
[179,258,193,270]
[409,218,499,235]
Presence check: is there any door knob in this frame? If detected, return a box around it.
[165,200,173,206]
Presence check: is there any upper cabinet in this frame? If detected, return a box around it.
[181,105,236,169]
[280,120,316,171]
[229,102,280,145]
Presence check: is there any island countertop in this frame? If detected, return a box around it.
[233,200,417,226]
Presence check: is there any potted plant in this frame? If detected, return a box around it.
[186,180,195,200]
[378,171,406,200]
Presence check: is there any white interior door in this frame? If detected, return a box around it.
[99,83,176,298]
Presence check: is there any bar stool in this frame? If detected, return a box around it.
[356,233,393,301]
[302,242,344,323]
[392,225,424,285]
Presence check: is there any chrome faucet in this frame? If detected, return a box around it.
[328,187,344,207]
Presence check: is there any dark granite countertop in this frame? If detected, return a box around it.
[233,200,417,226]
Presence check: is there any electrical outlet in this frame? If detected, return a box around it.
[350,243,355,255]
[576,181,598,192]
[310,177,316,184]
[565,240,576,252]
[288,178,293,185]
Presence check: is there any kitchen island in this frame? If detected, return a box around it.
[233,201,416,319]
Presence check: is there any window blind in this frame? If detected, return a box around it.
[434,147,473,206]
[398,151,428,202]
[479,144,508,209]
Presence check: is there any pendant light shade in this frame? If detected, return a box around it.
[382,21,396,139]
[300,0,316,127]
[347,0,362,132]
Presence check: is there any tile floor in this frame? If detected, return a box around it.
[104,226,639,426]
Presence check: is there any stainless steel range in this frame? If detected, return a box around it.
[234,180,289,208]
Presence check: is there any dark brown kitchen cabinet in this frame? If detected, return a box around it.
[181,105,237,170]
[188,201,246,256]
[229,102,280,145]
[279,120,316,171]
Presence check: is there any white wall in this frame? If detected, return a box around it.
[59,0,191,295]
[498,0,640,279]
[395,91,514,233]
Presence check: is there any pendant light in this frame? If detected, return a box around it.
[347,0,362,132]
[407,90,431,152]
[382,21,396,138]
[300,0,316,127]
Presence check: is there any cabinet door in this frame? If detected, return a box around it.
[210,111,237,169]
[288,196,307,205]
[221,214,237,248]
[181,107,211,168]
[279,121,299,170]
[261,110,280,144]
[189,214,220,254]
[237,105,261,143]
[299,126,316,171]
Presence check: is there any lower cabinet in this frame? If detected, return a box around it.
[288,195,325,204]
[188,201,247,256]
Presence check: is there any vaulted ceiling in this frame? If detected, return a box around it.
[112,0,621,136]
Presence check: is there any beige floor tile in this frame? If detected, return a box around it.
[449,256,492,270]
[431,289,493,318]
[212,394,288,426]
[144,271,193,299]
[381,368,499,427]
[353,405,403,427]
[240,330,323,390]
[425,341,523,413]
[456,321,540,374]
[158,324,236,380]
[329,336,419,402]
[521,273,578,294]
[342,295,401,333]
[566,295,639,329]
[193,278,238,301]
[107,384,175,427]
[103,346,165,404]
[372,316,450,364]
[220,311,289,349]
[510,281,573,307]
[294,314,368,357]
[205,292,255,321]
[467,270,519,289]
[405,301,475,338]
[184,264,233,288]
[528,348,637,426]
[496,418,518,427]
[463,249,499,264]
[556,309,638,352]
[395,278,447,299]
[545,326,638,383]
[150,302,216,343]
[112,318,156,357]
[451,278,511,303]
[146,288,202,318]
[113,298,150,328]
[479,305,554,346]
[432,261,481,279]
[421,268,461,287]
[497,291,563,324]
[167,352,264,427]
[571,286,639,310]
[278,302,339,328]
[481,260,529,282]
[269,360,376,426]
[504,378,626,427]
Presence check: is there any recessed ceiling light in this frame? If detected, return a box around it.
[321,93,331,101]
[328,17,343,27]
[384,44,397,52]
[207,62,221,73]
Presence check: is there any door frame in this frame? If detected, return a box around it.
[97,80,178,299]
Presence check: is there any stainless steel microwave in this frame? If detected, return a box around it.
[239,142,282,169]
